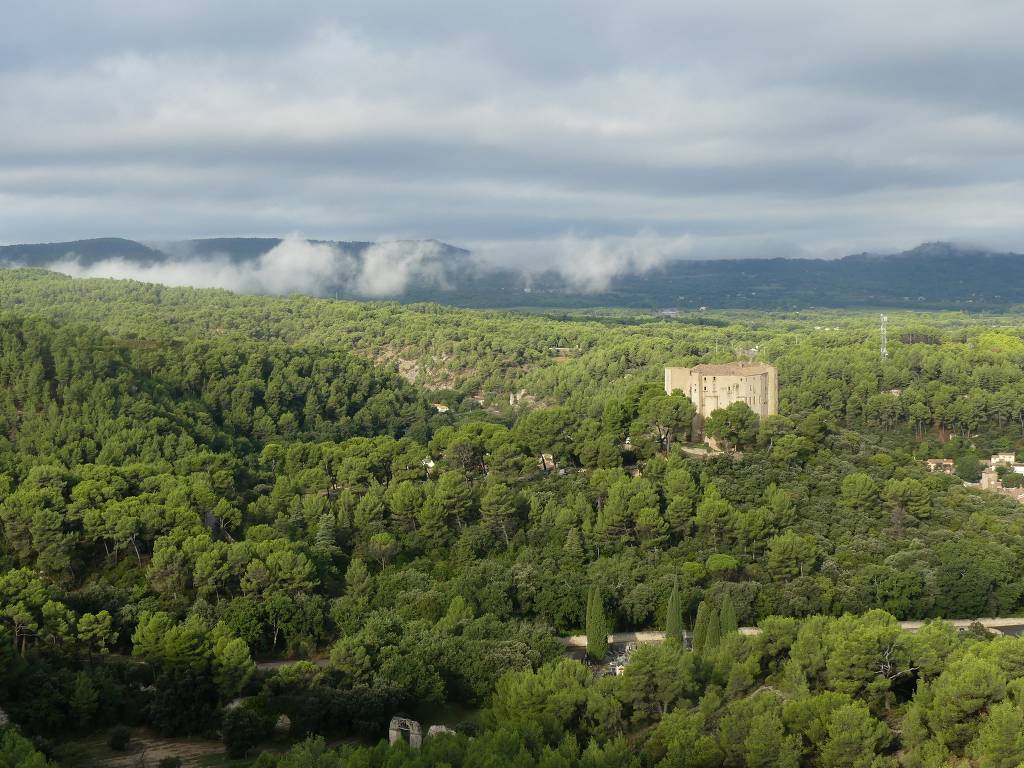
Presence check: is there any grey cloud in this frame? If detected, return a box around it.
[3,1,1024,257]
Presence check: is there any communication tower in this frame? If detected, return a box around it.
[880,314,888,360]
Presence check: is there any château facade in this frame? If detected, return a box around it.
[664,362,779,439]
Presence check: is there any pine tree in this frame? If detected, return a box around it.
[366,532,399,569]
[563,527,585,564]
[692,601,711,656]
[312,512,339,558]
[335,488,357,532]
[694,484,733,547]
[418,471,475,549]
[594,481,634,553]
[821,702,889,768]
[586,584,608,662]
[385,480,423,534]
[481,482,519,547]
[213,637,256,700]
[343,557,372,602]
[744,711,800,768]
[664,468,698,538]
[666,577,685,643]
[353,480,387,534]
[719,592,738,636]
[69,671,98,729]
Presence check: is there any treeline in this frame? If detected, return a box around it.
[7,270,1024,459]
[255,610,1024,767]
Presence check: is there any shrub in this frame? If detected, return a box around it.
[108,726,131,751]
[223,707,269,759]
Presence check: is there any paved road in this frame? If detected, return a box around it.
[558,617,1024,648]
[246,618,1024,670]
[254,656,329,671]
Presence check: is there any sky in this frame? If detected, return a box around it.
[3,0,1024,267]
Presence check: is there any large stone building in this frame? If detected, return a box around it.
[664,362,778,439]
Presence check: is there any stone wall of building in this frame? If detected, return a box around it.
[664,362,778,439]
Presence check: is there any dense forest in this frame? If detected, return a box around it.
[4,269,1024,766]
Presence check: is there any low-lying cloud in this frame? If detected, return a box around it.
[49,235,354,295]
[45,235,459,297]
[467,232,695,292]
[551,232,695,292]
[355,240,449,297]
[37,231,811,297]
[471,232,804,292]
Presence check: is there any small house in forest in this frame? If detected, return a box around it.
[925,459,954,474]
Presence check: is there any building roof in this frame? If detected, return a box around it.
[685,362,776,376]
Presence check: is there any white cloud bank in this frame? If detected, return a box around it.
[45,235,460,297]
[35,229,824,296]
[355,240,449,297]
[49,235,354,295]
[470,231,810,292]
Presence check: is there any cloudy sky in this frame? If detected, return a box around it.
[3,0,1024,262]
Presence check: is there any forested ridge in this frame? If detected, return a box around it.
[4,270,1024,766]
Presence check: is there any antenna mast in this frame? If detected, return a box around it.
[880,314,888,360]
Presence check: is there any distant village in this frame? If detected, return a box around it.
[929,452,1024,503]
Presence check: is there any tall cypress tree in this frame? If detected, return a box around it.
[586,584,608,662]
[703,604,721,659]
[719,592,738,636]
[666,577,685,643]
[692,600,710,656]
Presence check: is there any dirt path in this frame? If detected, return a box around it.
[57,729,227,768]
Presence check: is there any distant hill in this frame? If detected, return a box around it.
[402,241,1024,310]
[0,237,167,266]
[547,241,1020,311]
[0,237,429,267]
[158,237,376,263]
[1,237,1020,310]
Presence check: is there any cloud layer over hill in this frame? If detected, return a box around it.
[37,233,712,296]
[4,1,1024,261]
[45,236,464,297]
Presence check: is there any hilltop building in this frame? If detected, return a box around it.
[664,362,778,440]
